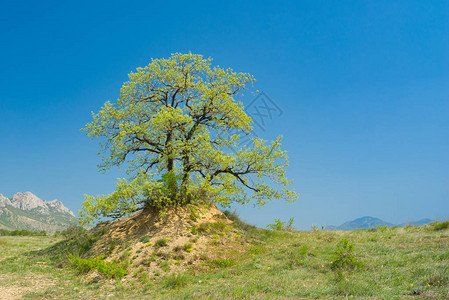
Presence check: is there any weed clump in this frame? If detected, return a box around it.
[141,236,151,243]
[69,256,128,279]
[183,243,193,253]
[155,238,168,248]
[164,272,190,288]
[207,258,236,268]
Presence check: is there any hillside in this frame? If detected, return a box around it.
[0,216,448,299]
[0,192,78,233]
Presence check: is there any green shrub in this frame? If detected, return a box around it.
[141,236,151,243]
[267,217,294,231]
[69,256,128,279]
[331,239,363,277]
[155,238,168,248]
[431,221,449,231]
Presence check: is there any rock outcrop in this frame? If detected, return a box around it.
[8,192,75,217]
[0,193,12,207]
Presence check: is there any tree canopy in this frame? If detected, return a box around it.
[80,53,297,224]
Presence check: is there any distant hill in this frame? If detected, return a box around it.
[398,218,434,226]
[327,216,434,230]
[0,192,79,233]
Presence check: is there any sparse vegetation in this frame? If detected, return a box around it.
[140,236,151,243]
[155,238,168,248]
[0,217,448,299]
[182,243,193,253]
[69,256,128,279]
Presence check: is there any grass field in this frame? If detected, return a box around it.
[0,220,448,299]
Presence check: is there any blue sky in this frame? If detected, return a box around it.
[0,0,448,229]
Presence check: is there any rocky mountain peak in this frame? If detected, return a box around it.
[11,192,48,212]
[0,193,12,207]
[46,199,75,217]
[5,192,75,217]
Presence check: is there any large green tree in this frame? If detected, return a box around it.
[80,53,297,224]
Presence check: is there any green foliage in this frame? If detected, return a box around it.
[430,221,449,231]
[331,239,363,279]
[80,53,297,224]
[0,229,47,236]
[207,258,236,268]
[155,238,168,248]
[159,260,170,272]
[69,255,128,279]
[140,236,151,243]
[266,217,294,231]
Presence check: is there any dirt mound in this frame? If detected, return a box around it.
[82,204,246,280]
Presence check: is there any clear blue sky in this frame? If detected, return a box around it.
[1,0,448,229]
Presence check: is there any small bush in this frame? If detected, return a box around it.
[69,256,128,279]
[155,238,168,248]
[431,221,449,231]
[331,239,363,278]
[267,217,294,231]
[141,236,151,243]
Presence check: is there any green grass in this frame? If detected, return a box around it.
[0,221,448,299]
[69,256,128,279]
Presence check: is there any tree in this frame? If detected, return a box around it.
[80,53,297,224]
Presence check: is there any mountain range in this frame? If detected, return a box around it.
[0,192,79,233]
[326,216,434,230]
